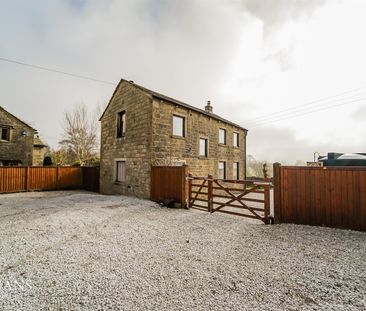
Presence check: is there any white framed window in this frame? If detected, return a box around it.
[233,162,239,180]
[172,115,185,137]
[218,161,226,179]
[233,132,239,147]
[219,128,226,144]
[116,160,126,182]
[199,138,208,157]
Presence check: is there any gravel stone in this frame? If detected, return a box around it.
[0,190,365,311]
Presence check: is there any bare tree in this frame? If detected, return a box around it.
[59,105,98,165]
[49,147,74,166]
[247,155,273,178]
[294,160,306,166]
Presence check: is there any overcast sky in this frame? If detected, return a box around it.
[1,0,365,163]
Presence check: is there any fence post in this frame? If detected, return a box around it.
[208,174,213,213]
[25,167,29,191]
[188,173,192,209]
[273,162,281,224]
[264,182,270,224]
[56,166,60,190]
[181,165,188,208]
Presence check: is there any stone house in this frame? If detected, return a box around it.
[0,106,47,166]
[100,79,247,198]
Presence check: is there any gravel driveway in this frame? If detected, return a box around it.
[0,191,365,311]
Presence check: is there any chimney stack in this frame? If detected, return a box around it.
[205,100,213,113]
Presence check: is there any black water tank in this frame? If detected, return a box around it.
[321,153,366,166]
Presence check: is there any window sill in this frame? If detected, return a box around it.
[171,135,185,140]
[114,181,125,185]
[218,143,227,147]
[116,135,126,139]
[198,156,209,159]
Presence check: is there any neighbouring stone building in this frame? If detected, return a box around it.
[32,135,48,166]
[0,106,47,166]
[100,79,247,198]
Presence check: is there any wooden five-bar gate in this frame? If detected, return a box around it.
[188,174,271,224]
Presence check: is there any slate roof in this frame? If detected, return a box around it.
[100,79,247,131]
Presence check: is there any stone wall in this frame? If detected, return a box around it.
[32,146,46,166]
[151,99,247,180]
[0,109,35,166]
[99,82,153,198]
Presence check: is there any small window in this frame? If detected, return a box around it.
[233,162,239,180]
[219,128,226,144]
[173,115,185,137]
[1,128,10,141]
[233,132,239,147]
[116,161,126,182]
[218,161,226,179]
[199,138,208,157]
[117,111,126,138]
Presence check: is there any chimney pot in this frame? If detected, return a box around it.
[205,100,213,113]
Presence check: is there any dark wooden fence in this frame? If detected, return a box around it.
[82,166,100,192]
[0,166,99,193]
[150,165,188,207]
[273,164,366,231]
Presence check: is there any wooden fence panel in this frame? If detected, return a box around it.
[28,167,58,190]
[150,165,187,207]
[274,165,366,231]
[0,167,26,192]
[0,166,99,193]
[58,167,82,189]
[82,167,100,192]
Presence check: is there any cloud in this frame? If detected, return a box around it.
[236,0,328,72]
[263,48,295,71]
[247,125,364,163]
[351,104,366,121]
[240,0,327,32]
